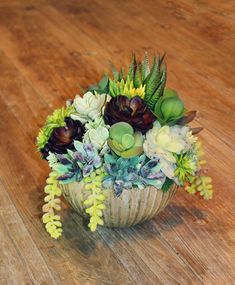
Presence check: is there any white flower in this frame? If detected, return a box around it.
[143,122,195,179]
[83,126,109,150]
[85,116,108,130]
[71,92,108,123]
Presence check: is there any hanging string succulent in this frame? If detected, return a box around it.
[83,168,106,231]
[184,142,213,200]
[42,171,63,239]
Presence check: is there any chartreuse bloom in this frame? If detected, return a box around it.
[42,171,62,239]
[83,168,106,231]
[108,122,144,158]
[174,152,197,184]
[153,89,185,125]
[109,76,146,99]
[36,105,75,151]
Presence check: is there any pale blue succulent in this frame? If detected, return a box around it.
[51,141,102,184]
[102,153,166,196]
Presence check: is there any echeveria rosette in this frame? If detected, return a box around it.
[41,118,85,159]
[103,153,166,196]
[83,117,110,153]
[108,122,144,158]
[153,89,185,126]
[143,121,196,180]
[104,95,156,134]
[51,141,102,184]
[71,91,109,123]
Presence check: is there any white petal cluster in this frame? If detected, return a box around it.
[83,126,109,150]
[71,92,108,123]
[143,122,195,179]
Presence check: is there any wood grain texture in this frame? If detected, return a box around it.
[0,0,234,284]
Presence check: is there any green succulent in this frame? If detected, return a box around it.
[174,152,197,184]
[36,105,75,151]
[87,75,109,94]
[153,89,185,125]
[108,52,167,109]
[108,122,144,158]
[109,76,146,99]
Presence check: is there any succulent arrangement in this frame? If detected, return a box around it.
[37,53,213,239]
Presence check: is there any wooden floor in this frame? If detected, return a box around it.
[0,0,234,284]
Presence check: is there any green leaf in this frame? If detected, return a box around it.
[111,64,120,81]
[128,53,137,81]
[141,51,150,81]
[161,178,174,192]
[144,56,162,102]
[134,65,142,88]
[98,75,109,90]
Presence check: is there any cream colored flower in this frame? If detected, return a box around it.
[83,126,109,150]
[143,122,195,179]
[71,92,108,123]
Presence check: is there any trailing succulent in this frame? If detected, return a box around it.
[102,154,166,196]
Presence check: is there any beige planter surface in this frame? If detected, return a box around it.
[61,182,177,228]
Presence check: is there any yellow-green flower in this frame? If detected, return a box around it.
[109,76,146,99]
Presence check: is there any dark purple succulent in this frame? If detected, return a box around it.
[104,95,156,134]
[41,117,85,159]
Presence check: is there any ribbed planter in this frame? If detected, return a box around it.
[61,182,177,228]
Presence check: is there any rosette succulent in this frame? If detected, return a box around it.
[108,122,144,158]
[41,117,85,159]
[51,141,102,183]
[83,126,109,151]
[103,154,166,196]
[71,91,108,123]
[104,95,155,134]
[153,89,185,125]
[143,121,195,179]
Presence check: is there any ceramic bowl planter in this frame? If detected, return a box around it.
[61,183,177,227]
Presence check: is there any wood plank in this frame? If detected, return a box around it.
[0,179,57,285]
[48,0,235,148]
[0,52,134,284]
[0,1,234,284]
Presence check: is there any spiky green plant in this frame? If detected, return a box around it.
[109,52,167,110]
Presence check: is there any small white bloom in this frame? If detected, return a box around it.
[85,116,108,130]
[71,92,108,123]
[83,126,109,150]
